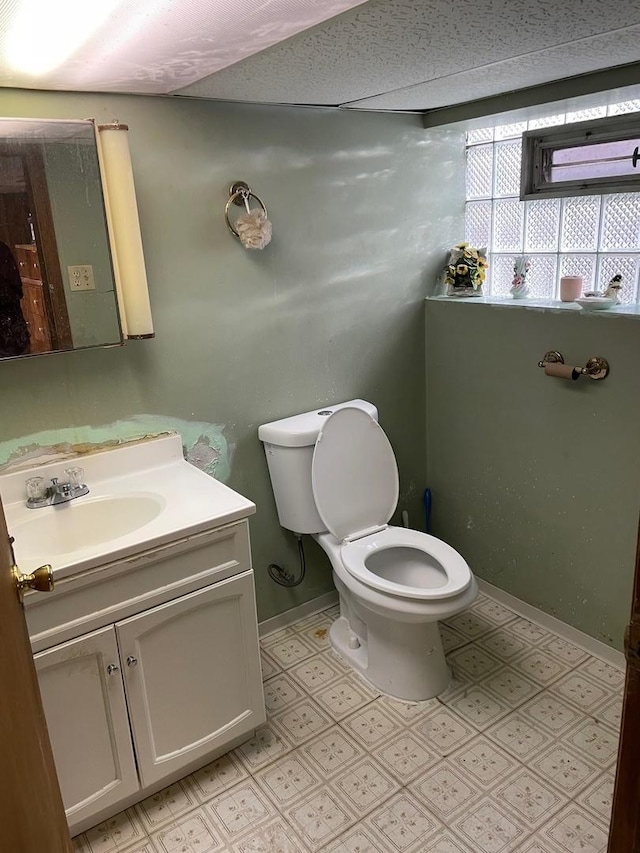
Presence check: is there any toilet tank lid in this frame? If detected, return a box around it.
[258,399,377,447]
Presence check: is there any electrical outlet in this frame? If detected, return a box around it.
[68,264,95,291]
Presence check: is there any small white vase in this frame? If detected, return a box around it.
[510,256,531,299]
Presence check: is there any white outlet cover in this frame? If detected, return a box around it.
[68,264,95,291]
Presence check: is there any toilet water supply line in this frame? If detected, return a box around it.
[268,534,307,587]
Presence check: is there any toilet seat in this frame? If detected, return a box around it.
[311,406,398,543]
[312,407,472,603]
[340,527,472,601]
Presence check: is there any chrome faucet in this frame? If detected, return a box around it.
[26,467,89,509]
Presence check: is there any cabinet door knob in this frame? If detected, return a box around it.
[126,656,138,667]
[106,663,119,675]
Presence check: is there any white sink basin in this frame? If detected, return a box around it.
[0,434,256,579]
[12,493,165,559]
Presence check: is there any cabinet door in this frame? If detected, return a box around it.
[116,571,265,788]
[34,626,139,830]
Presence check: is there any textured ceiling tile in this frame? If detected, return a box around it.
[177,0,640,104]
[343,26,640,110]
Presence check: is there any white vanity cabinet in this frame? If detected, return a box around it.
[26,518,265,836]
[116,571,264,788]
[34,626,140,829]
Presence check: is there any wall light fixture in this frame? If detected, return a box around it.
[96,120,154,340]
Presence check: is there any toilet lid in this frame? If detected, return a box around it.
[312,407,398,542]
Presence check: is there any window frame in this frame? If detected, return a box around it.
[520,114,640,200]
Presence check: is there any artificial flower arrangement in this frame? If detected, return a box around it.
[443,243,488,297]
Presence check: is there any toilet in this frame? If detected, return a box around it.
[258,400,477,700]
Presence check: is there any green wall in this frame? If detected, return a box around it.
[426,300,640,650]
[0,88,464,621]
[1,88,633,648]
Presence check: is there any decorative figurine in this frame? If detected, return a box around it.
[577,273,622,311]
[510,256,531,299]
[583,273,623,303]
[603,274,623,302]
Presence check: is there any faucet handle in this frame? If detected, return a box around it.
[26,476,46,501]
[64,466,85,487]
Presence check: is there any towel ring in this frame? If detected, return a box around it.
[225,181,268,239]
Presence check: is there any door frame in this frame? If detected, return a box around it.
[0,494,73,851]
[608,521,640,850]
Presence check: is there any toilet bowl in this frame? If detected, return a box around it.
[258,400,477,700]
[316,530,477,699]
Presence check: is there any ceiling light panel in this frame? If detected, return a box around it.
[4,0,124,76]
[0,0,367,93]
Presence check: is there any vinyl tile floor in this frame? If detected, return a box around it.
[73,592,622,853]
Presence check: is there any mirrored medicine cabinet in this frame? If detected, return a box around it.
[0,117,122,360]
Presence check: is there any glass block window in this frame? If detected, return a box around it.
[465,102,640,302]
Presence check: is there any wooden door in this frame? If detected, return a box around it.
[0,496,72,851]
[35,625,139,834]
[608,522,640,851]
[116,572,265,788]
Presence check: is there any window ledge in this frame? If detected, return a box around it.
[426,295,640,318]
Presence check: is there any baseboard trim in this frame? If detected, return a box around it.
[478,578,626,670]
[259,590,339,637]
[258,582,626,670]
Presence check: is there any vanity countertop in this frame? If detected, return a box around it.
[0,434,255,580]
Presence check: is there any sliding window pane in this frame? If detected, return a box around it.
[549,139,640,182]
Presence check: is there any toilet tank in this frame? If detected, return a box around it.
[258,399,378,534]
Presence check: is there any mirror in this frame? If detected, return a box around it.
[0,117,122,359]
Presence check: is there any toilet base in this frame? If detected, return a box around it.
[329,610,451,701]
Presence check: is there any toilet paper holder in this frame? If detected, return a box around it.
[538,350,609,380]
